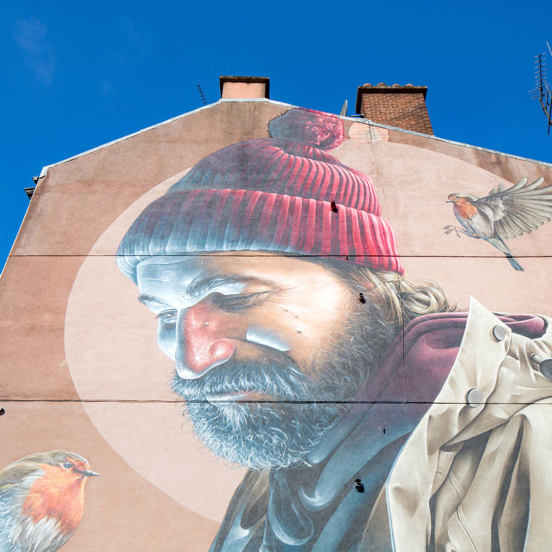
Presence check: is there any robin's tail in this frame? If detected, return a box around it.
[505,254,524,271]
[488,238,524,271]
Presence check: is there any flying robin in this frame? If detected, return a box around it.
[444,177,552,271]
[0,450,98,552]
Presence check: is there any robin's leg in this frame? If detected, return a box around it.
[443,225,476,238]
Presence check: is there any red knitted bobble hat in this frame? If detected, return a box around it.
[117,108,403,281]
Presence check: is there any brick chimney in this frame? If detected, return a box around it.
[355,83,433,135]
[220,76,270,99]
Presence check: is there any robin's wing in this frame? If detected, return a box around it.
[0,461,41,490]
[474,177,552,239]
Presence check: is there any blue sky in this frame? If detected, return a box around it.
[1,0,551,271]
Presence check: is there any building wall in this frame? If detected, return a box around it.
[1,99,552,550]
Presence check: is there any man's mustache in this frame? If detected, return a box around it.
[171,353,328,404]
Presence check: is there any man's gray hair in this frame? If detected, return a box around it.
[317,259,455,330]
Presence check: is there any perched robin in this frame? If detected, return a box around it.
[0,450,98,552]
[444,177,552,271]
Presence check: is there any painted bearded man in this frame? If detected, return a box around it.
[117,109,552,551]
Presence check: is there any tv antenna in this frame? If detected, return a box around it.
[339,99,348,116]
[197,84,207,106]
[531,45,552,134]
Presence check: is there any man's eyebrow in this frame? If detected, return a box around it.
[186,274,277,297]
[137,294,167,306]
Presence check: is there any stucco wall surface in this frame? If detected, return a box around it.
[1,100,552,550]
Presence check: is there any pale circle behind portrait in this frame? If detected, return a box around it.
[64,140,551,525]
[65,169,246,522]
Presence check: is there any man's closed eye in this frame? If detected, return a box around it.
[209,290,274,312]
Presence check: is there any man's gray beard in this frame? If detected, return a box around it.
[171,300,395,469]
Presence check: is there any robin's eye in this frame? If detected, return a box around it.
[63,461,73,469]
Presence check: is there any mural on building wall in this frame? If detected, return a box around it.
[0,451,97,552]
[445,177,552,271]
[110,107,552,550]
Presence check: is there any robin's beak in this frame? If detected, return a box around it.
[446,200,454,203]
[75,468,100,477]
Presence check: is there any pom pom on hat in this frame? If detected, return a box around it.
[268,108,344,149]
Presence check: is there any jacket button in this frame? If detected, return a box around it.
[541,360,552,381]
[492,325,507,341]
[531,353,552,381]
[466,388,484,407]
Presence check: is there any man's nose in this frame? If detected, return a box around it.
[175,296,245,379]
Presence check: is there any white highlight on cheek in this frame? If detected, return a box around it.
[246,325,290,352]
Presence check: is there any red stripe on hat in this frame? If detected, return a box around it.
[327,162,343,203]
[255,143,280,169]
[347,170,359,211]
[289,197,303,250]
[302,199,317,254]
[261,148,286,185]
[306,158,321,198]
[267,150,292,193]
[341,169,354,208]
[335,166,348,207]
[350,170,367,208]
[350,210,362,257]
[243,190,262,228]
[319,162,335,203]
[278,153,299,192]
[181,191,214,252]
[286,155,305,196]
[209,189,233,249]
[275,194,291,243]
[226,189,247,245]
[338,206,348,256]
[320,201,333,255]
[368,214,384,258]
[358,213,376,258]
[230,189,246,220]
[259,193,277,238]
[293,157,312,197]
[380,224,397,271]
[245,191,269,245]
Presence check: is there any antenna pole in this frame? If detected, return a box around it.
[532,52,552,134]
[197,84,207,106]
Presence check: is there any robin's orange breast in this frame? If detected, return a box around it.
[23,464,85,534]
[454,201,478,219]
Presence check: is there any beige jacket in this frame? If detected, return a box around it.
[387,298,552,552]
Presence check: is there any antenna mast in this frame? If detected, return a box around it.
[197,84,207,106]
[531,51,552,134]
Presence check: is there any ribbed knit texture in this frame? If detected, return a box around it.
[117,108,403,280]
